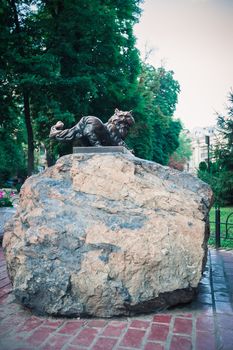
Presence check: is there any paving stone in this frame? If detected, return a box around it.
[170,335,192,350]
[88,319,107,328]
[222,252,233,260]
[176,313,193,319]
[43,318,65,328]
[193,302,214,315]
[0,294,10,304]
[219,328,233,350]
[216,314,233,329]
[214,291,230,302]
[0,313,27,336]
[225,268,233,276]
[198,284,212,293]
[215,301,233,314]
[144,343,165,350]
[41,334,69,350]
[196,315,215,332]
[64,345,86,350]
[152,314,172,323]
[120,328,146,348]
[212,276,227,284]
[196,331,216,350]
[213,284,229,293]
[224,261,233,267]
[0,284,12,297]
[0,277,10,288]
[24,326,54,346]
[196,292,213,305]
[199,276,210,285]
[130,319,151,329]
[102,324,127,337]
[58,320,84,334]
[212,270,225,278]
[92,336,118,350]
[71,328,98,347]
[148,324,169,342]
[15,315,44,332]
[173,318,192,335]
[0,265,7,273]
[109,320,128,327]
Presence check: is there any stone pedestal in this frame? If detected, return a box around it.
[3,152,213,317]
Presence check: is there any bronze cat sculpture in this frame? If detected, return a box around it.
[49,109,134,149]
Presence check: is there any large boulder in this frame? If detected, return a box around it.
[3,152,213,317]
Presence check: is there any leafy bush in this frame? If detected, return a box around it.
[0,190,15,207]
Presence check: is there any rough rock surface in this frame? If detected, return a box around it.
[3,152,213,317]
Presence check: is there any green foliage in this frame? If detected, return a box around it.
[1,0,142,168]
[171,131,192,163]
[38,0,141,114]
[0,189,16,208]
[0,127,27,182]
[0,17,27,182]
[199,161,208,172]
[39,0,142,162]
[169,130,192,170]
[198,92,233,205]
[152,67,181,165]
[1,0,181,169]
[128,64,181,163]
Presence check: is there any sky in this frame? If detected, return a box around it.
[134,0,233,130]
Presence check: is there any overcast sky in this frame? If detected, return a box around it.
[134,0,233,130]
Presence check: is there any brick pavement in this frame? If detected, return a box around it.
[0,247,233,350]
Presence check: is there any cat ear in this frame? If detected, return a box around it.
[129,110,132,114]
[115,108,120,114]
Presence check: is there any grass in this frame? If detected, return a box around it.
[208,206,233,249]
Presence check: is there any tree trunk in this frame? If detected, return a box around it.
[45,142,56,167]
[10,0,35,176]
[46,153,56,167]
[23,90,34,176]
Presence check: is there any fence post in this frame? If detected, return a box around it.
[215,207,221,248]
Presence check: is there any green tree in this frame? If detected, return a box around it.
[198,92,233,205]
[214,93,233,204]
[169,130,192,171]
[1,0,182,171]
[1,0,36,175]
[126,63,159,159]
[128,64,181,164]
[1,0,142,168]
[152,67,181,165]
[1,0,61,174]
[30,0,142,164]
[0,1,27,181]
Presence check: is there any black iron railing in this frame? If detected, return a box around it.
[209,207,233,248]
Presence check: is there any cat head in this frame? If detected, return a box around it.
[109,108,135,127]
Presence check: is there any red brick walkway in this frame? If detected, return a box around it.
[0,247,233,350]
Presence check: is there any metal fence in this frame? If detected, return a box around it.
[209,207,233,248]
